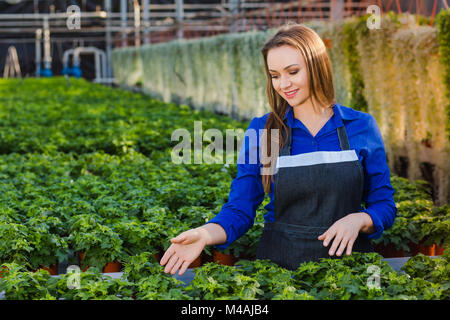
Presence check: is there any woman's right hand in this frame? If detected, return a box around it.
[160,228,207,276]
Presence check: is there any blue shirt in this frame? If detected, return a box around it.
[207,103,397,250]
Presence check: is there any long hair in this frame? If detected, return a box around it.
[261,23,335,193]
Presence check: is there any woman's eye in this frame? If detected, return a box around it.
[270,71,298,79]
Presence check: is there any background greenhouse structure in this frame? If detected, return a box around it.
[0,0,448,301]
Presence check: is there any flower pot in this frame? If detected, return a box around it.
[103,261,121,273]
[435,244,446,255]
[213,251,237,266]
[408,242,435,256]
[40,264,59,275]
[153,252,162,263]
[373,243,405,258]
[0,266,9,278]
[188,255,202,269]
[201,251,214,264]
[78,252,90,272]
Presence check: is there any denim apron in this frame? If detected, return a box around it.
[256,123,373,270]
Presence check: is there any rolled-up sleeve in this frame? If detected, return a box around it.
[206,117,265,249]
[359,115,397,239]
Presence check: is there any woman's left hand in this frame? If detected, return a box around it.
[318,212,374,257]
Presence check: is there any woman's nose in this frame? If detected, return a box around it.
[281,79,291,89]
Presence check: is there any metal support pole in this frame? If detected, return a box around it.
[134,0,141,47]
[143,0,150,44]
[42,16,52,76]
[105,0,112,78]
[330,0,344,21]
[121,0,127,47]
[176,0,184,39]
[35,28,42,77]
[230,0,240,33]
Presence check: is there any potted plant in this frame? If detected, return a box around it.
[0,220,33,269]
[372,199,438,257]
[121,252,191,300]
[113,217,165,261]
[372,216,418,257]
[26,215,69,275]
[121,252,165,283]
[212,249,237,266]
[407,215,436,256]
[0,265,8,278]
[391,176,433,203]
[429,205,450,255]
[397,199,439,256]
[102,261,122,273]
[67,214,123,272]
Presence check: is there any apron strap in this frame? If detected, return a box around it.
[337,125,350,151]
[280,123,351,155]
[280,123,292,156]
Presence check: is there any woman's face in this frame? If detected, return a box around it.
[267,45,310,108]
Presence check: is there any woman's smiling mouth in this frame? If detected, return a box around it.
[284,89,299,98]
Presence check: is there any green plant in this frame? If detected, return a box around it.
[372,178,447,250]
[371,216,419,252]
[121,252,165,283]
[391,176,433,202]
[55,267,134,300]
[341,19,368,112]
[113,218,165,257]
[134,275,192,300]
[235,259,296,299]
[436,9,450,140]
[121,252,191,299]
[291,252,446,300]
[67,215,123,270]
[0,263,58,300]
[185,262,264,300]
[401,253,450,289]
[25,215,69,269]
[0,221,33,266]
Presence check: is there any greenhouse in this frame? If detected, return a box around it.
[0,0,448,306]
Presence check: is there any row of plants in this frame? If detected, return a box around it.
[0,150,235,273]
[2,152,445,274]
[372,176,449,257]
[0,77,247,157]
[0,78,448,277]
[1,251,448,300]
[0,77,251,273]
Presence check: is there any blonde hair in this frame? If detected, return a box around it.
[261,23,335,193]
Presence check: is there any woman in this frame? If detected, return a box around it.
[160,23,397,275]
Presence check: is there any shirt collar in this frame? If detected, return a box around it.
[283,103,360,128]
